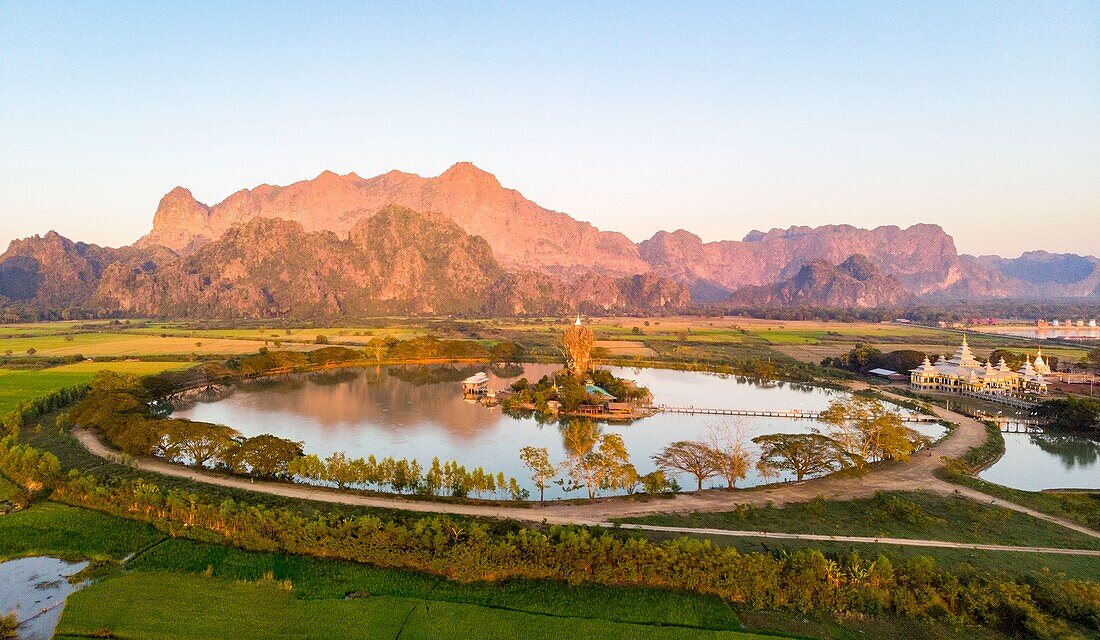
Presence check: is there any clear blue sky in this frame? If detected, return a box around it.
[1,1,1097,256]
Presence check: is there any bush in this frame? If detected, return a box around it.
[36,470,1092,639]
[306,347,362,365]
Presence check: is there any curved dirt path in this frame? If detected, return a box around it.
[72,386,1100,545]
[613,523,1100,556]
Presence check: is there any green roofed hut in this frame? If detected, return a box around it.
[577,384,636,420]
[585,384,615,400]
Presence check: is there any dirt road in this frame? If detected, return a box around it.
[72,386,1100,546]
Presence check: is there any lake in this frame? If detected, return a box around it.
[175,363,945,498]
[975,325,1100,340]
[979,427,1100,491]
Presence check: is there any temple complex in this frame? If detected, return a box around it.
[909,337,1048,398]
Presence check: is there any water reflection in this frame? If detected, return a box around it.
[979,426,1100,491]
[1027,432,1100,469]
[175,363,946,498]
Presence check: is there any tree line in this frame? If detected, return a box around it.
[0,443,1091,640]
[67,370,528,500]
[289,452,527,500]
[2,375,1097,638]
[650,397,923,488]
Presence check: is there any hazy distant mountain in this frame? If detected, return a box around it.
[3,162,1098,315]
[968,251,1100,297]
[638,225,968,301]
[727,254,916,308]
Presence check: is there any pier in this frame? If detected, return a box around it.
[648,405,939,422]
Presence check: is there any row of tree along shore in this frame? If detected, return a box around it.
[1,412,1097,640]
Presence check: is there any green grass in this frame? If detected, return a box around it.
[618,491,1100,550]
[0,474,23,502]
[0,331,277,357]
[0,501,165,562]
[0,361,192,415]
[56,572,776,640]
[129,537,742,630]
[943,473,1100,531]
[628,529,1100,582]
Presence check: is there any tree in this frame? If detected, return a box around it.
[314,334,330,345]
[641,470,677,494]
[288,454,325,482]
[560,419,600,458]
[755,458,779,484]
[876,350,929,374]
[170,421,240,468]
[594,434,634,494]
[365,337,390,363]
[231,434,304,477]
[752,433,856,481]
[519,446,557,501]
[323,452,359,489]
[564,430,632,499]
[706,426,751,490]
[1038,396,1100,433]
[490,341,524,364]
[818,396,916,464]
[1088,348,1100,372]
[652,440,719,491]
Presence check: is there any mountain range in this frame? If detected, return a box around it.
[2,162,1097,318]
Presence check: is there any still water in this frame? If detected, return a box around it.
[0,557,88,640]
[979,427,1100,491]
[976,326,1100,340]
[176,364,945,498]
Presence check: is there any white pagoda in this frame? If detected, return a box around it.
[909,336,1047,397]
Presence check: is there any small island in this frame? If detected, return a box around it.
[495,317,653,420]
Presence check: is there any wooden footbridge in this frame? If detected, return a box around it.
[648,405,939,423]
[973,413,1047,433]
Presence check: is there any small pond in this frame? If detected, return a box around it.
[979,427,1100,491]
[175,364,945,498]
[0,556,89,640]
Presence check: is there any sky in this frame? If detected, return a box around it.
[1,1,1098,257]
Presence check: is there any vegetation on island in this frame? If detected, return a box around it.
[503,370,649,415]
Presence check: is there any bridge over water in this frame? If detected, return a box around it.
[648,405,940,422]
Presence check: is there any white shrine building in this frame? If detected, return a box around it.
[909,336,1048,398]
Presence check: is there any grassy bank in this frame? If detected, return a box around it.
[3,501,763,640]
[616,491,1100,551]
[55,572,774,640]
[933,417,1100,531]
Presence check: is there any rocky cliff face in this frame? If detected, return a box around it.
[638,224,966,301]
[727,254,916,308]
[0,232,115,307]
[141,163,650,278]
[7,162,1100,313]
[4,206,689,318]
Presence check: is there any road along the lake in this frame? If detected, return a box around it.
[71,386,1100,549]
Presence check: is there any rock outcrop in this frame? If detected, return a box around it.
[5,162,1100,313]
[639,224,966,301]
[141,163,650,278]
[727,255,916,308]
[5,206,690,318]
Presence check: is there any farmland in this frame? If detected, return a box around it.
[0,361,191,415]
[2,316,1098,640]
